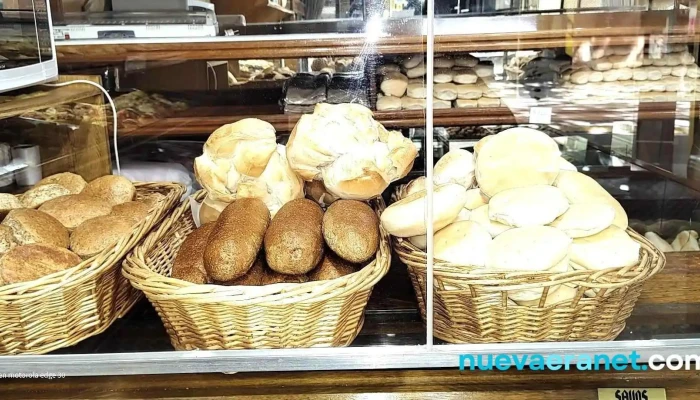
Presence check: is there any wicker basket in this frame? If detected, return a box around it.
[0,182,185,355]
[392,185,666,343]
[122,191,390,350]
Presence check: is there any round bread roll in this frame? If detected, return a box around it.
[204,198,270,281]
[672,65,688,77]
[83,175,135,206]
[632,69,648,81]
[455,54,478,67]
[570,226,640,270]
[681,52,695,65]
[671,230,699,251]
[686,65,700,79]
[402,54,424,69]
[0,194,21,216]
[223,257,265,286]
[477,97,500,107]
[434,83,458,101]
[406,83,427,99]
[434,221,491,266]
[308,251,357,281]
[171,222,215,284]
[588,71,604,83]
[662,76,680,91]
[549,203,615,238]
[456,84,482,99]
[0,225,16,255]
[405,176,427,196]
[433,98,452,109]
[554,171,628,230]
[617,68,633,81]
[376,96,402,111]
[35,172,87,194]
[406,62,427,78]
[559,158,577,171]
[652,57,668,67]
[667,54,682,67]
[380,72,409,97]
[591,58,612,71]
[380,183,468,237]
[474,64,493,78]
[473,135,494,160]
[433,149,475,189]
[323,200,379,263]
[2,209,69,248]
[261,269,309,285]
[287,104,417,200]
[21,184,71,209]
[464,189,488,210]
[401,97,426,110]
[198,195,229,225]
[265,198,324,274]
[453,71,478,84]
[475,127,560,198]
[570,70,590,85]
[489,186,569,227]
[516,284,579,307]
[377,63,400,75]
[455,99,478,108]
[434,57,455,69]
[659,66,673,76]
[407,234,428,250]
[305,180,338,208]
[602,69,620,82]
[644,67,662,81]
[0,244,81,285]
[434,69,455,83]
[39,194,112,230]
[70,215,133,258]
[469,204,511,237]
[487,226,572,272]
[110,201,151,226]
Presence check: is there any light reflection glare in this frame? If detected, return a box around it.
[366,16,384,43]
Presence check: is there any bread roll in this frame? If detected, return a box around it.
[406,63,427,78]
[434,221,491,266]
[632,69,648,81]
[602,69,620,82]
[617,68,633,81]
[686,65,700,79]
[455,99,478,108]
[554,171,628,230]
[376,96,402,111]
[402,54,424,69]
[223,257,265,286]
[559,158,577,171]
[305,180,338,208]
[70,216,133,258]
[434,57,455,69]
[591,58,612,71]
[652,56,668,66]
[464,189,488,210]
[110,201,150,226]
[264,198,323,274]
[405,176,427,196]
[21,184,71,209]
[35,172,87,194]
[171,223,215,284]
[323,200,378,263]
[199,195,229,225]
[434,69,455,83]
[401,97,426,110]
[433,149,475,188]
[474,64,493,78]
[549,203,615,238]
[671,230,699,251]
[475,127,560,198]
[645,67,662,81]
[380,72,409,97]
[406,83,427,99]
[204,198,270,281]
[39,194,112,230]
[591,47,606,59]
[667,54,682,67]
[681,52,695,65]
[662,76,680,91]
[570,70,589,85]
[433,98,452,109]
[308,251,356,281]
[287,104,417,200]
[2,209,69,248]
[380,183,468,237]
[0,244,81,285]
[588,71,604,83]
[477,97,500,107]
[455,54,478,67]
[377,63,400,75]
[489,186,569,227]
[83,175,136,206]
[570,226,640,270]
[642,56,653,66]
[672,65,688,77]
[473,135,494,159]
[453,71,478,84]
[487,226,572,272]
[659,66,673,76]
[456,84,482,99]
[434,83,458,101]
[0,194,21,216]
[470,205,512,237]
[261,269,309,285]
[0,225,16,255]
[644,231,674,252]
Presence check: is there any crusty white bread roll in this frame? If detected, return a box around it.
[455,99,478,108]
[434,69,455,83]
[405,176,426,196]
[476,127,560,198]
[376,96,402,111]
[570,226,640,270]
[559,158,577,171]
[406,62,427,78]
[489,185,569,228]
[380,72,409,97]
[477,97,500,107]
[464,189,488,210]
[287,103,417,200]
[671,230,699,251]
[455,54,478,67]
[377,63,400,74]
[453,71,478,84]
[406,83,427,99]
[434,57,455,69]
[591,58,612,71]
[408,234,428,251]
[433,149,475,189]
[433,98,452,109]
[554,171,628,230]
[401,97,426,110]
[644,231,674,252]
[380,183,468,237]
[473,135,494,159]
[487,226,572,272]
[549,203,615,238]
[403,54,424,69]
[434,83,458,100]
[434,221,491,266]
[469,204,511,237]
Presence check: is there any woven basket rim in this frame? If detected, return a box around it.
[0,181,186,300]
[123,190,391,306]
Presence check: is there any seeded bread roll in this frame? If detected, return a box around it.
[2,209,69,248]
[265,198,324,275]
[35,172,87,194]
[222,257,266,286]
[0,194,21,216]
[70,216,133,258]
[171,222,215,284]
[39,194,112,230]
[20,184,71,209]
[83,175,136,206]
[323,200,379,263]
[309,251,357,281]
[110,201,151,226]
[0,225,16,255]
[204,198,270,281]
[261,269,309,285]
[0,244,81,285]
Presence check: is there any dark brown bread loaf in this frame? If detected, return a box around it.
[171,223,215,284]
[2,209,69,248]
[204,198,270,281]
[264,198,324,275]
[221,257,265,286]
[322,200,379,263]
[260,269,308,285]
[110,201,151,225]
[308,251,357,281]
[39,194,112,230]
[0,244,81,284]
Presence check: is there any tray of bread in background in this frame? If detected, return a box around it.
[0,172,184,355]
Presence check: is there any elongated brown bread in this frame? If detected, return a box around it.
[2,209,69,248]
[39,194,112,230]
[0,244,81,285]
[264,198,324,275]
[261,269,308,285]
[323,200,379,263]
[204,198,270,281]
[171,223,215,284]
[308,251,357,281]
[221,257,265,286]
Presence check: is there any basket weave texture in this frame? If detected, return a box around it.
[0,182,184,355]
[392,184,666,343]
[123,190,391,350]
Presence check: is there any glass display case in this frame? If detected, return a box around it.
[2,0,700,397]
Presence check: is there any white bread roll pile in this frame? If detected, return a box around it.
[381,127,643,306]
[376,54,503,111]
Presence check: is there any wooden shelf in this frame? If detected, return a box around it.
[56,11,699,63]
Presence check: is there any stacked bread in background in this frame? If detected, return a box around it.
[381,127,643,307]
[376,54,503,111]
[0,173,152,286]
